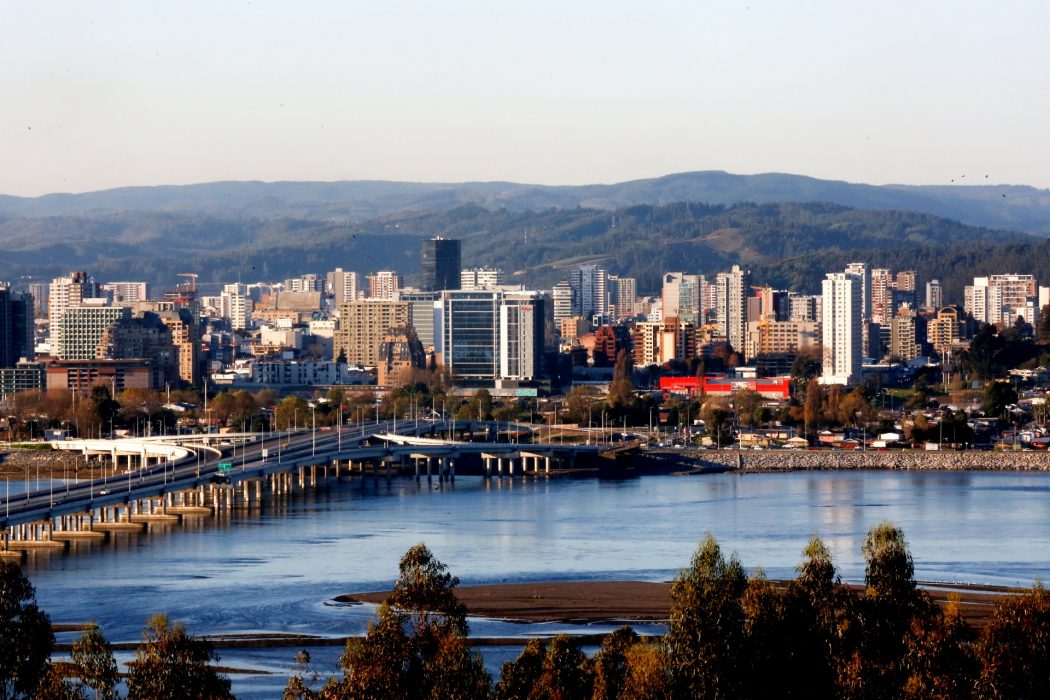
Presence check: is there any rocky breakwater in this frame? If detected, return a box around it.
[691,449,1050,472]
[0,447,82,479]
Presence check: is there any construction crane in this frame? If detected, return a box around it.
[177,273,198,292]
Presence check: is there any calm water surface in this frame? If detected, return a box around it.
[16,470,1050,697]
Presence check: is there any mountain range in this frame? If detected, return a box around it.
[2,171,1050,304]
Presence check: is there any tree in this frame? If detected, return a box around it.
[982,381,1018,421]
[282,650,321,700]
[332,545,490,700]
[592,626,638,700]
[803,379,822,437]
[529,635,592,700]
[71,624,118,700]
[388,543,468,634]
[1038,304,1050,342]
[977,584,1050,699]
[608,350,635,409]
[0,561,54,700]
[619,644,670,700]
[274,396,309,430]
[666,534,747,699]
[495,638,545,700]
[125,613,233,700]
[965,324,1004,380]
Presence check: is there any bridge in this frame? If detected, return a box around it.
[0,420,602,559]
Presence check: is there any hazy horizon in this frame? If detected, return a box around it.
[4,1,1048,197]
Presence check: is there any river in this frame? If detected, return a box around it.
[14,469,1050,697]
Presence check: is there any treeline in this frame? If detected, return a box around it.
[285,528,1050,700]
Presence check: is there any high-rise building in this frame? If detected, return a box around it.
[661,273,703,325]
[0,285,34,367]
[26,283,48,318]
[965,274,1038,326]
[870,268,893,324]
[327,268,363,304]
[925,279,943,310]
[844,262,871,321]
[283,274,324,293]
[367,271,403,300]
[333,301,409,367]
[927,306,961,357]
[894,271,917,308]
[821,273,862,386]
[461,267,504,290]
[48,271,101,350]
[55,302,129,360]
[421,237,461,292]
[436,290,545,385]
[393,291,440,351]
[552,282,574,322]
[609,276,637,320]
[101,281,149,304]
[714,265,749,355]
[788,293,821,323]
[569,265,608,319]
[889,306,923,361]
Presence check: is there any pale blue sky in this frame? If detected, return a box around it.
[3,1,1048,196]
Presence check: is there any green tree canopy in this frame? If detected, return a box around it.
[0,561,54,700]
[125,614,232,700]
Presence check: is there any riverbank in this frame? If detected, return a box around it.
[343,579,1017,630]
[0,447,83,480]
[643,448,1050,472]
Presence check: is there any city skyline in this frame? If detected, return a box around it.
[4,1,1050,196]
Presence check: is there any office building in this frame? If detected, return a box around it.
[394,290,440,351]
[569,264,608,318]
[552,281,574,322]
[436,290,545,385]
[421,237,461,292]
[662,273,703,325]
[821,272,862,386]
[0,285,34,367]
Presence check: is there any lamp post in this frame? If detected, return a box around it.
[311,405,316,456]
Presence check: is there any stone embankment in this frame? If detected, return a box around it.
[0,448,82,479]
[687,449,1050,472]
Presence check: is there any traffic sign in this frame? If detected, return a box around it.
[218,461,233,472]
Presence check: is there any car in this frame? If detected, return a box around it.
[97,489,109,496]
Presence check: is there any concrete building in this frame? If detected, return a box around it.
[821,272,862,386]
[630,319,695,366]
[221,285,253,331]
[927,306,962,357]
[55,302,128,360]
[334,300,410,367]
[608,275,637,320]
[97,311,178,380]
[499,292,545,382]
[251,360,370,387]
[715,265,749,356]
[421,237,461,292]
[0,285,34,367]
[788,293,821,323]
[377,327,427,387]
[925,279,943,310]
[745,319,820,362]
[46,359,165,393]
[965,274,1038,326]
[283,274,324,293]
[367,271,402,300]
[461,267,504,290]
[0,360,45,399]
[48,271,101,350]
[895,271,917,307]
[844,262,871,321]
[327,268,364,304]
[889,306,922,361]
[871,268,893,325]
[101,281,148,304]
[26,282,48,318]
[552,281,574,322]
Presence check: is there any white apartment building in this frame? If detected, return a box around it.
[101,282,148,304]
[821,273,862,386]
[965,274,1038,326]
[715,265,749,356]
[461,267,504,290]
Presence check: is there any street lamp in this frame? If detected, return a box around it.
[311,405,316,456]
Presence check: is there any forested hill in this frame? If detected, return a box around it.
[3,170,1050,236]
[2,200,1048,304]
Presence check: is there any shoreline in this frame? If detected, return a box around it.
[341,579,1020,630]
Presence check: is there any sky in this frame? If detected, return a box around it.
[3,1,1049,196]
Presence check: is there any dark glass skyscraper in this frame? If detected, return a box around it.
[0,285,34,367]
[420,237,461,291]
